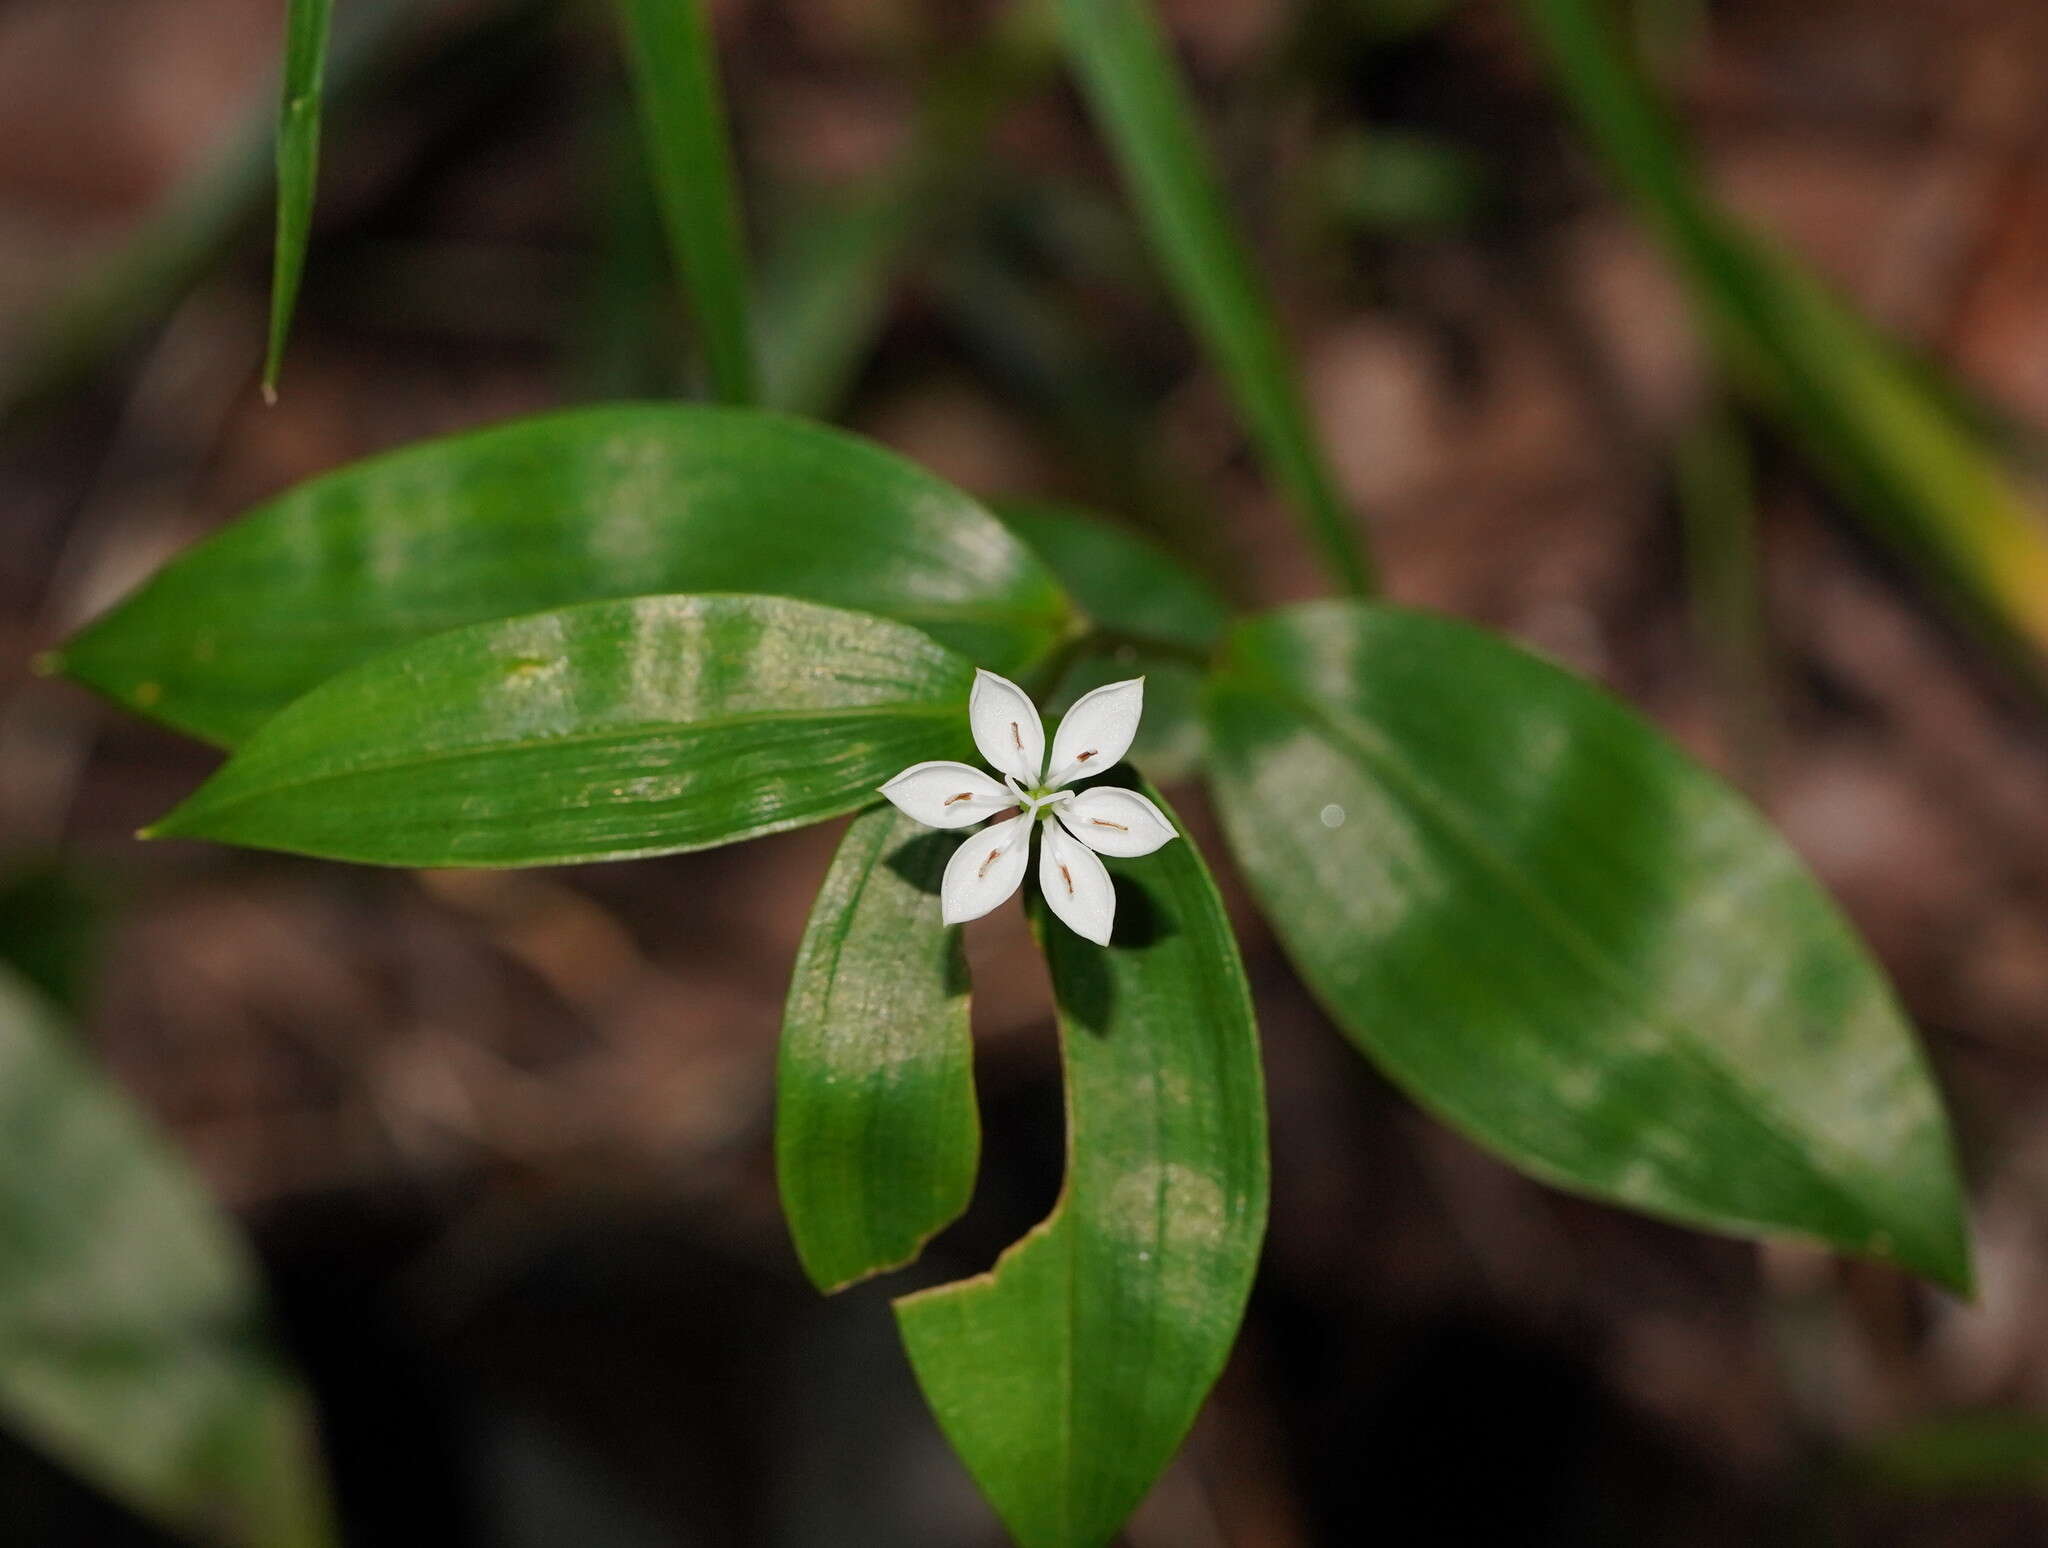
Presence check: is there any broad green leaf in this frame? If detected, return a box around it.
[0,966,334,1547]
[1523,0,2048,688]
[997,498,1227,778]
[896,785,1268,1548]
[1058,0,1375,596]
[262,0,334,399]
[778,805,978,1293]
[51,405,1073,747]
[147,594,976,867]
[1205,601,1970,1290]
[613,0,758,403]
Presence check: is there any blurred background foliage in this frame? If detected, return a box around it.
[7,0,2048,1542]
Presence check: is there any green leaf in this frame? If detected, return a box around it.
[896,784,1268,1548]
[262,0,334,399]
[613,0,758,403]
[1523,0,2048,690]
[1058,0,1375,597]
[0,967,334,1547]
[995,499,1227,654]
[778,805,978,1293]
[997,498,1227,778]
[1205,601,1971,1290]
[147,594,974,867]
[51,405,1073,748]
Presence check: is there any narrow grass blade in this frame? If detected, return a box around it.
[262,0,334,400]
[613,0,758,403]
[0,0,411,422]
[1523,0,2048,689]
[1058,0,1375,596]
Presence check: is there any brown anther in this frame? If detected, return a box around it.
[943,792,975,806]
[977,848,1001,879]
[1089,818,1129,832]
[1058,864,1074,895]
[1076,749,1097,762]
[1010,721,1023,750]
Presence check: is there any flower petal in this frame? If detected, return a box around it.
[970,669,1045,785]
[879,760,1015,829]
[1038,820,1116,945]
[1045,677,1144,788]
[941,813,1033,925]
[1055,785,1178,857]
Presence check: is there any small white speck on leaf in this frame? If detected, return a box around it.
[1319,804,1346,829]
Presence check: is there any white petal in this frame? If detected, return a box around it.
[878,761,1015,829]
[1045,677,1144,788]
[1055,785,1178,857]
[1038,821,1116,945]
[969,669,1045,785]
[941,814,1033,925]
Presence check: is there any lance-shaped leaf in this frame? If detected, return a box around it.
[50,405,1073,748]
[896,786,1268,1548]
[1206,601,1971,1290]
[0,966,334,1547]
[147,595,974,868]
[779,805,978,1293]
[998,499,1228,777]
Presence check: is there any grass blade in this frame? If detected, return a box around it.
[1524,0,2048,689]
[613,0,758,403]
[1058,0,1375,597]
[262,0,334,401]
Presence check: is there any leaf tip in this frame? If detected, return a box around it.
[29,649,62,679]
[261,378,280,408]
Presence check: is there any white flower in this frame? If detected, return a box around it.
[877,669,1177,945]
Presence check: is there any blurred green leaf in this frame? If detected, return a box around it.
[52,405,1073,748]
[896,784,1267,1548]
[262,0,333,399]
[1058,0,1375,596]
[0,967,333,1547]
[997,498,1227,777]
[996,499,1227,653]
[778,805,978,1293]
[148,594,975,867]
[0,865,100,1016]
[613,0,758,403]
[1205,601,1971,1289]
[1525,0,2048,690]
[1847,1412,2048,1496]
[1322,128,1490,233]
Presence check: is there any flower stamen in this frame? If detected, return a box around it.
[977,848,1002,879]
